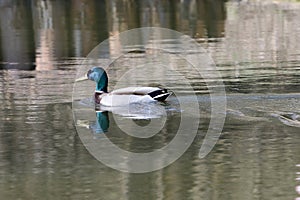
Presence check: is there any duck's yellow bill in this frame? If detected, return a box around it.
[75,75,88,82]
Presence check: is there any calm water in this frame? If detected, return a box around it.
[1,0,300,199]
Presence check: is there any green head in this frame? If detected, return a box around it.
[87,67,108,92]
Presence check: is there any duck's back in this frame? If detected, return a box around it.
[112,87,170,101]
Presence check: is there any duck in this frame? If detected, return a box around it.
[86,67,171,106]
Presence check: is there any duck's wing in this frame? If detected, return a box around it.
[111,87,160,95]
[111,87,171,101]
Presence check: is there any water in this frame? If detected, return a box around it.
[1,0,300,199]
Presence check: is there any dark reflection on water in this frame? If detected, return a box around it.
[0,0,300,200]
[0,0,108,70]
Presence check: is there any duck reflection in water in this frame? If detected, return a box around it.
[85,101,169,135]
[89,111,109,134]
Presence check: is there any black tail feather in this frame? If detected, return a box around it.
[148,89,171,101]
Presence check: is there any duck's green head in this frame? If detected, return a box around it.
[87,67,108,92]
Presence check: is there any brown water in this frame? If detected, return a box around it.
[0,0,300,199]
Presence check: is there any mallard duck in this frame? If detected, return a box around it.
[86,67,171,106]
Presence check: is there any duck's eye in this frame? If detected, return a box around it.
[87,69,92,78]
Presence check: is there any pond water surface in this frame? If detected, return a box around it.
[0,1,300,200]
